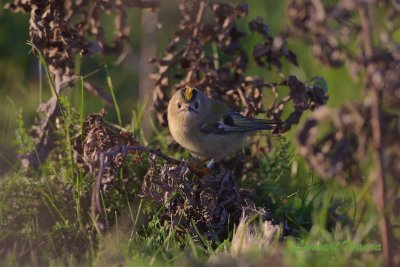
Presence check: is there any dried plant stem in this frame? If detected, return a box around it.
[359,3,373,58]
[184,0,206,83]
[371,94,393,267]
[359,2,393,266]
[192,0,206,38]
[91,152,106,232]
[139,10,158,137]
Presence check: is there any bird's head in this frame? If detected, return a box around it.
[168,86,209,123]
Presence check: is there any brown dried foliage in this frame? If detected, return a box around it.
[5,0,159,171]
[72,111,276,240]
[151,0,312,130]
[289,0,400,187]
[5,0,158,91]
[73,110,143,231]
[287,0,353,67]
[142,160,244,242]
[297,104,370,185]
[141,157,283,243]
[73,110,140,190]
[266,76,328,133]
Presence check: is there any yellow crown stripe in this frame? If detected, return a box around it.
[184,86,193,101]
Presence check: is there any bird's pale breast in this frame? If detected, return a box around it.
[169,117,245,160]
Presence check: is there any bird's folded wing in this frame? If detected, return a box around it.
[199,112,276,134]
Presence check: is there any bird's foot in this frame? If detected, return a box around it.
[188,158,217,176]
[188,164,212,177]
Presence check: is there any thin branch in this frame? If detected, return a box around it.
[358,2,394,266]
[255,82,281,88]
[192,0,206,39]
[358,2,373,59]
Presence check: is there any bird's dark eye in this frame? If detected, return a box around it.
[177,103,181,109]
[194,101,199,109]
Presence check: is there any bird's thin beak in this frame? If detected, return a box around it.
[182,105,197,114]
[183,105,192,112]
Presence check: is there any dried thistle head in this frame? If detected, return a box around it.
[142,157,248,242]
[73,110,140,189]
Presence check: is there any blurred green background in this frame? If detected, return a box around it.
[0,0,362,175]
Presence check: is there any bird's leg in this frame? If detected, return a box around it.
[187,158,216,177]
[206,158,216,169]
[232,151,243,175]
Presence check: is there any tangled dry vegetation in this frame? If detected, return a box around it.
[69,0,330,244]
[72,110,281,244]
[2,0,400,266]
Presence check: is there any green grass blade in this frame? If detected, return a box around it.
[105,65,122,126]
[80,76,85,137]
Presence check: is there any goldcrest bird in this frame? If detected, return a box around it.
[167,86,277,166]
